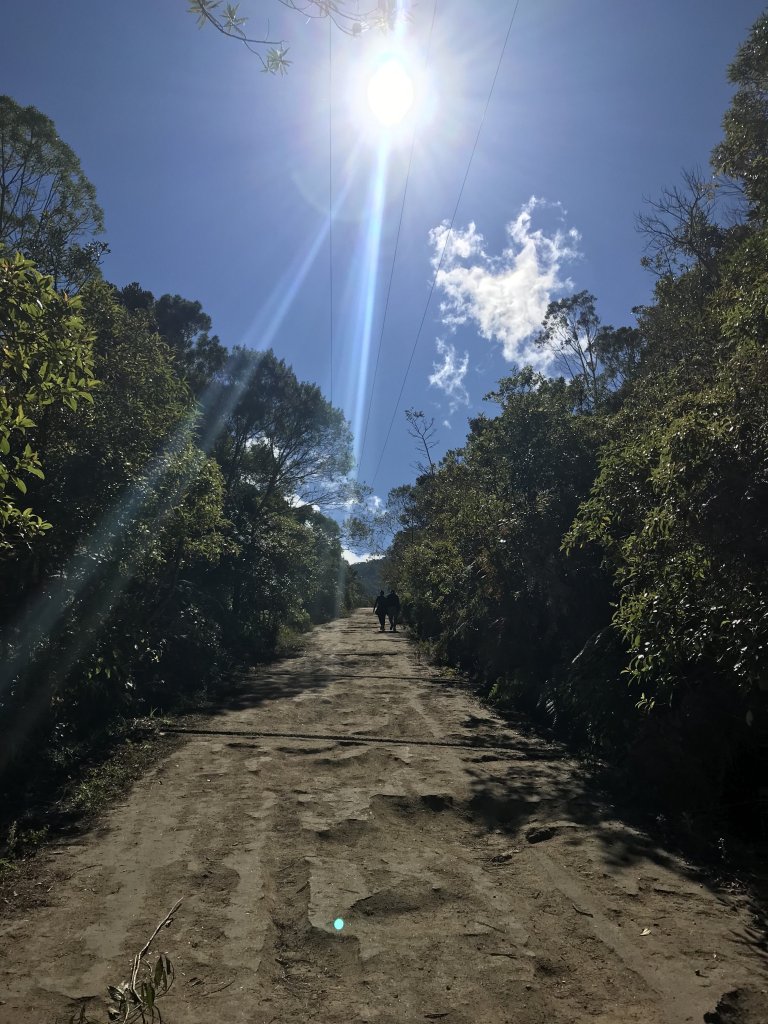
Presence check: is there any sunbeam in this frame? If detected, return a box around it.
[241,142,362,354]
[0,151,366,767]
[340,140,390,468]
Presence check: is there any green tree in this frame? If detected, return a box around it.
[0,254,96,553]
[219,346,353,508]
[188,0,405,72]
[389,370,606,689]
[0,96,106,290]
[534,292,603,408]
[117,284,227,394]
[713,10,768,218]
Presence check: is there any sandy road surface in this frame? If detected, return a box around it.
[1,609,767,1023]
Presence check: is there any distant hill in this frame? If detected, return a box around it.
[349,557,385,602]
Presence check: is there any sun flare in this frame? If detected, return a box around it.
[367,57,415,127]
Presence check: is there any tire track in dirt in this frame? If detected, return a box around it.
[0,609,766,1023]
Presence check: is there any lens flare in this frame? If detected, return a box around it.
[367,58,414,126]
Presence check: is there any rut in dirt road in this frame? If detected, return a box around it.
[0,609,766,1024]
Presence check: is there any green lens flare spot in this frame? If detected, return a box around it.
[333,918,345,931]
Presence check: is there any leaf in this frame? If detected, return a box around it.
[12,476,27,494]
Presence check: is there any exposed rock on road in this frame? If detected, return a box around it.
[1,610,766,1022]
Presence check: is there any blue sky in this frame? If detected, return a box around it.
[2,1,764,550]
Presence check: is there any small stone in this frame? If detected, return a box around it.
[526,826,556,844]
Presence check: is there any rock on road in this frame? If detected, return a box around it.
[1,609,766,1023]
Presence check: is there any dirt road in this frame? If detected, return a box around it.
[1,610,766,1023]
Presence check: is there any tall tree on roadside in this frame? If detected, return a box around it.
[405,408,438,475]
[117,284,227,394]
[713,10,768,218]
[533,291,604,410]
[220,347,354,508]
[0,96,106,290]
[0,254,96,555]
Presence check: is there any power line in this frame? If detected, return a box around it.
[370,0,522,485]
[359,0,439,463]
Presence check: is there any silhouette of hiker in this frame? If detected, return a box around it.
[385,589,401,632]
[373,590,387,632]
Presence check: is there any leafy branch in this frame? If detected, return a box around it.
[69,899,183,1024]
[187,0,408,72]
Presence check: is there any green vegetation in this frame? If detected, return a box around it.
[0,94,357,849]
[187,0,405,72]
[0,254,96,551]
[0,95,106,291]
[382,12,768,831]
[3,11,768,857]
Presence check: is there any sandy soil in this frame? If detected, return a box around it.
[1,609,767,1024]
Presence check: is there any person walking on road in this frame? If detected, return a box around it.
[373,590,387,632]
[385,589,401,632]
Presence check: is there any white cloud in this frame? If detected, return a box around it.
[342,549,377,564]
[428,338,470,412]
[430,220,485,268]
[288,494,321,512]
[342,492,382,513]
[428,197,581,367]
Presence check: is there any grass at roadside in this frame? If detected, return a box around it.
[0,716,184,900]
[0,622,314,907]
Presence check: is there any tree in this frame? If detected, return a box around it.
[388,370,605,685]
[0,254,96,554]
[533,291,604,409]
[567,339,768,711]
[405,408,437,475]
[0,96,106,290]
[187,0,408,72]
[592,324,645,393]
[117,284,227,394]
[713,10,768,218]
[637,168,725,278]
[219,346,353,508]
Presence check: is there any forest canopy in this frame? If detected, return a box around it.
[3,9,768,835]
[379,10,768,826]
[0,95,362,809]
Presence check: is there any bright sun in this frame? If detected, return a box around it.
[367,57,415,127]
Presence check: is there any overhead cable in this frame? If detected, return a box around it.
[359,0,439,462]
[370,0,522,485]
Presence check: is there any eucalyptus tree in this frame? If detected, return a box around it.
[117,284,227,395]
[713,9,768,219]
[0,96,106,290]
[188,0,405,72]
[220,346,353,508]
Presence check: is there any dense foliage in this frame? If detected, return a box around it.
[384,12,768,829]
[0,99,356,819]
[4,12,768,844]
